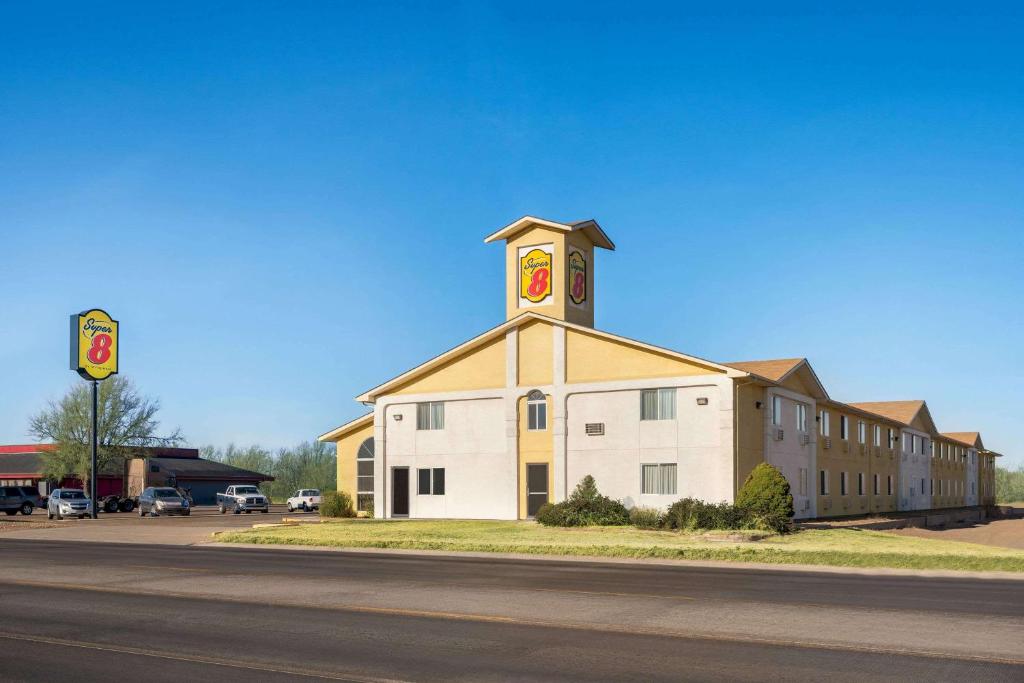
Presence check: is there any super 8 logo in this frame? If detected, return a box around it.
[70,309,119,381]
[520,247,553,304]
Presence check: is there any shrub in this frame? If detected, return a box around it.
[663,498,746,531]
[363,498,374,519]
[534,475,630,527]
[319,490,356,518]
[735,463,794,533]
[629,506,663,529]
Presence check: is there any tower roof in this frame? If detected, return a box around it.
[484,216,615,250]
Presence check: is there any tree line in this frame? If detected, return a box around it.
[996,465,1024,504]
[201,441,336,501]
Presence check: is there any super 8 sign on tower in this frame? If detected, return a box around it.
[70,309,119,381]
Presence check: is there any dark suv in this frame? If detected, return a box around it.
[0,486,40,516]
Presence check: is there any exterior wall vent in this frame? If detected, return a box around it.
[585,423,605,436]
[800,433,810,446]
[823,438,832,450]
[773,428,784,441]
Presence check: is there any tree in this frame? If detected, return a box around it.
[201,441,336,501]
[735,463,794,533]
[28,376,183,491]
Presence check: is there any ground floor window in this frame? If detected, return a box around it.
[873,474,880,496]
[819,470,830,495]
[857,472,865,496]
[417,468,445,495]
[887,475,893,496]
[356,438,374,512]
[641,463,677,495]
[840,472,849,496]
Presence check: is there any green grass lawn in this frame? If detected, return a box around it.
[217,519,1024,572]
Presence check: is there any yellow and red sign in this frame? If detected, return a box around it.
[568,248,587,306]
[70,309,119,381]
[519,247,553,304]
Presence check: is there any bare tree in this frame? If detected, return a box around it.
[28,376,183,491]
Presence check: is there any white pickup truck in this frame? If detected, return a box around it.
[216,485,270,514]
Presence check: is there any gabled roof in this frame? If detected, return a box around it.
[354,312,742,403]
[483,216,615,250]
[319,412,374,443]
[724,358,801,382]
[941,432,984,449]
[724,358,829,399]
[847,400,937,433]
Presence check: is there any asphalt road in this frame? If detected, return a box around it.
[0,540,1022,682]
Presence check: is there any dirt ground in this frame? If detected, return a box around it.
[889,516,1024,550]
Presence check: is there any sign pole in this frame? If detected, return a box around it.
[90,379,99,519]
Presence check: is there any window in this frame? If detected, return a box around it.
[929,478,934,496]
[416,402,445,430]
[857,421,866,444]
[858,472,865,496]
[641,388,676,421]
[819,470,830,495]
[887,428,896,449]
[873,473,880,496]
[796,403,807,432]
[641,463,677,495]
[920,478,926,496]
[912,435,919,455]
[903,433,911,452]
[771,395,783,427]
[873,425,881,447]
[798,468,808,496]
[356,438,375,512]
[526,390,547,431]
[840,472,849,496]
[417,468,445,495]
[887,475,893,496]
[819,410,830,437]
[840,415,849,440]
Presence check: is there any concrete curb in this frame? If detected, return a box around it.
[204,541,1024,581]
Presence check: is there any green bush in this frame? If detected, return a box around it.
[735,463,794,533]
[629,506,663,529]
[534,475,629,527]
[319,490,356,518]
[663,497,746,531]
[363,498,374,519]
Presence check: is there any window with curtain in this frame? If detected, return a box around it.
[356,438,374,512]
[416,402,445,430]
[641,463,677,495]
[526,390,547,431]
[641,388,676,421]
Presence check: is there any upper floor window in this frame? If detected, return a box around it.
[903,432,911,452]
[840,415,849,440]
[416,402,445,430]
[857,421,866,444]
[873,425,881,447]
[526,390,547,431]
[641,388,676,421]
[819,410,830,437]
[887,428,896,449]
[796,403,807,432]
[771,395,783,427]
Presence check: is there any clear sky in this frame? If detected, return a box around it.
[2,3,1021,467]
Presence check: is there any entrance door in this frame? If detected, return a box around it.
[526,464,549,517]
[392,468,410,517]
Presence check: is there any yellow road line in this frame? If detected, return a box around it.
[0,631,409,683]
[2,578,1022,667]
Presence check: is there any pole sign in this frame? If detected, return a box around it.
[70,309,119,381]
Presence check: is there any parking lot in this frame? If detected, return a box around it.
[0,504,316,545]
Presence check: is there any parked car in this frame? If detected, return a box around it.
[216,485,269,514]
[0,486,39,516]
[286,489,321,512]
[137,487,191,517]
[47,488,92,520]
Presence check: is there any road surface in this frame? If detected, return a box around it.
[0,539,1021,681]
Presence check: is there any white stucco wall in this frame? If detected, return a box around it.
[965,448,979,506]
[763,389,816,519]
[381,398,515,519]
[565,384,728,509]
[899,429,932,511]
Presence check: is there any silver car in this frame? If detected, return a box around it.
[47,488,92,520]
[138,487,191,517]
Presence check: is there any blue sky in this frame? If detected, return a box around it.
[1,3,1021,467]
